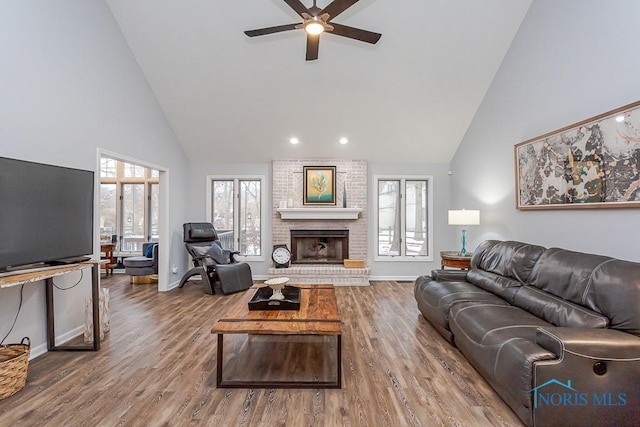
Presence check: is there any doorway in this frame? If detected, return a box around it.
[97,150,169,291]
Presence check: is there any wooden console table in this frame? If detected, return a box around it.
[0,261,101,351]
[440,251,473,270]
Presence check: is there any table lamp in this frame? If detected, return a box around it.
[448,209,480,255]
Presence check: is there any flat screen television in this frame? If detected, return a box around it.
[0,156,94,272]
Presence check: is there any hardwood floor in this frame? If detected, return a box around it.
[0,277,523,426]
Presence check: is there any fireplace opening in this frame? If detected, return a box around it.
[291,229,349,265]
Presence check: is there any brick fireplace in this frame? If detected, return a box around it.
[270,159,369,286]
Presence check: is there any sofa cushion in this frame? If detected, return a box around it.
[513,285,609,329]
[471,240,546,283]
[529,248,640,335]
[466,240,546,304]
[123,256,154,268]
[528,247,611,306]
[450,302,556,426]
[590,258,640,335]
[450,302,551,349]
[414,276,508,343]
[466,270,524,304]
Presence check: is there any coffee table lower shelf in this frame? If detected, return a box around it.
[215,333,342,389]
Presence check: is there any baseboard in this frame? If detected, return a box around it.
[369,276,418,282]
[167,279,181,290]
[29,325,85,360]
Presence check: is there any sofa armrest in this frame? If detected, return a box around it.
[537,327,640,360]
[533,327,640,427]
[430,269,468,282]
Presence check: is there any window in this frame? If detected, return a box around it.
[121,183,145,251]
[100,158,117,178]
[100,157,159,253]
[375,176,433,260]
[99,183,116,242]
[208,176,263,259]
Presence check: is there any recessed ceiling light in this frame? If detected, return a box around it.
[615,115,625,123]
[339,137,349,145]
[289,137,300,145]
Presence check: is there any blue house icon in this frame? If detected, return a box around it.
[530,379,577,408]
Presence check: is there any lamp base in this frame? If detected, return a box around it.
[460,229,468,255]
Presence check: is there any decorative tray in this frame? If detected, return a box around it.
[248,285,301,311]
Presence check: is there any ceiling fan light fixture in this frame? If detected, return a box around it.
[305,21,325,35]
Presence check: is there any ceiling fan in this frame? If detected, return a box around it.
[244,0,382,61]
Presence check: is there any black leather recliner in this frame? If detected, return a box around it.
[178,222,253,295]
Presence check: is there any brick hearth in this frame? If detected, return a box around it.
[267,265,370,286]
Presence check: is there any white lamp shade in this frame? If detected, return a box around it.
[448,209,480,226]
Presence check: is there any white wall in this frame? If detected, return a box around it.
[450,0,640,261]
[0,1,190,356]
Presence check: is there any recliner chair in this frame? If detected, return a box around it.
[178,222,253,295]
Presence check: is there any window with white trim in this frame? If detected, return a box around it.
[100,157,159,253]
[375,176,433,260]
[207,176,263,259]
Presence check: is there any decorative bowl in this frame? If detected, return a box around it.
[264,277,290,300]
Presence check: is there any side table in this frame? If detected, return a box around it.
[440,251,472,270]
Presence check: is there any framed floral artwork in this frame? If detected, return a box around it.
[303,166,336,205]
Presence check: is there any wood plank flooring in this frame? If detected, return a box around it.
[0,277,523,426]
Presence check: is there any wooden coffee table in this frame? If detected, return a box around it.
[211,284,342,389]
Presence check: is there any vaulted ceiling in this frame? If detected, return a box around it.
[106,0,532,163]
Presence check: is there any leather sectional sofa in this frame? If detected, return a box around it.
[414,240,640,426]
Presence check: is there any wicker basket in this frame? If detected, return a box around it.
[0,337,30,400]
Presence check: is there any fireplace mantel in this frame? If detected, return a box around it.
[277,207,362,220]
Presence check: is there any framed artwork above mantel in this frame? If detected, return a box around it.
[303,166,337,206]
[514,100,640,210]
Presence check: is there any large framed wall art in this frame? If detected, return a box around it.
[515,100,640,210]
[303,166,336,205]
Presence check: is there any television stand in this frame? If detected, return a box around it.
[0,263,60,278]
[0,261,101,351]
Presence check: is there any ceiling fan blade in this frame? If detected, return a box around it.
[321,0,359,20]
[306,34,320,61]
[283,0,309,18]
[330,23,381,44]
[245,23,299,37]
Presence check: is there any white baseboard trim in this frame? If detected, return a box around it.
[255,275,418,283]
[369,276,418,282]
[167,279,181,290]
[29,325,85,360]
